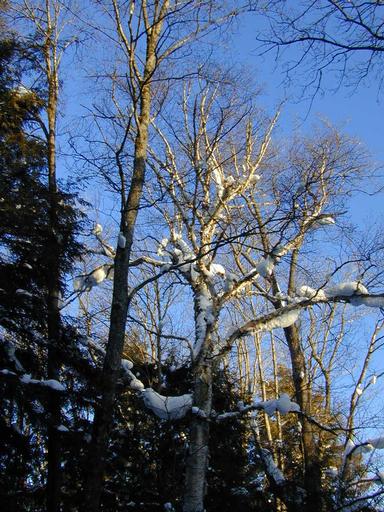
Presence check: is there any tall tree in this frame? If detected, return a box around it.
[80,2,244,508]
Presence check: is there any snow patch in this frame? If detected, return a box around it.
[299,285,326,300]
[259,309,300,332]
[325,281,368,298]
[118,232,126,248]
[350,295,384,308]
[255,256,274,278]
[142,388,192,420]
[92,223,103,235]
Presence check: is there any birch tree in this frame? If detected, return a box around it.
[77,2,248,508]
[105,75,384,512]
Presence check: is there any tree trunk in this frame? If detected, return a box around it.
[83,22,161,504]
[284,324,324,512]
[46,52,62,512]
[183,361,212,512]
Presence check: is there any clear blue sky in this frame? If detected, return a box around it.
[229,14,384,227]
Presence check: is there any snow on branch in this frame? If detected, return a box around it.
[74,264,114,292]
[216,394,300,421]
[0,371,67,392]
[141,388,193,420]
[220,304,302,357]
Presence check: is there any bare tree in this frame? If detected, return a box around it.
[254,0,384,95]
[77,2,247,508]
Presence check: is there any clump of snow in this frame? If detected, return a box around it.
[0,369,16,376]
[255,256,274,278]
[260,448,285,485]
[208,263,226,278]
[41,379,66,391]
[369,375,377,385]
[122,359,133,371]
[212,168,224,198]
[118,232,126,248]
[56,425,69,432]
[92,223,103,235]
[368,437,384,449]
[312,215,335,228]
[350,295,384,308]
[249,173,261,185]
[257,394,300,416]
[130,378,145,391]
[325,281,368,298]
[157,238,169,256]
[325,467,338,478]
[142,388,192,420]
[15,289,33,298]
[299,285,326,300]
[272,245,285,260]
[258,309,300,332]
[355,385,363,396]
[74,264,113,292]
[14,85,32,97]
[344,439,356,459]
[19,374,65,391]
[193,288,214,357]
[191,406,207,418]
[354,443,373,455]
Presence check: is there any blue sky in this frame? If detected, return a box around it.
[229,14,384,226]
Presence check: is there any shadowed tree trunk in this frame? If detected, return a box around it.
[83,3,168,507]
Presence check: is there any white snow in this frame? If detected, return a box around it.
[258,309,300,332]
[122,359,134,371]
[355,385,363,396]
[350,295,384,308]
[19,374,65,391]
[343,439,356,460]
[312,215,335,228]
[325,281,369,298]
[141,388,192,420]
[368,437,384,449]
[209,263,226,277]
[92,223,103,235]
[193,288,213,357]
[354,443,373,455]
[15,289,33,298]
[0,369,16,376]
[257,394,300,416]
[40,379,66,391]
[299,285,326,300]
[74,264,112,292]
[157,238,169,256]
[369,375,377,385]
[130,378,145,391]
[191,406,207,418]
[255,256,274,278]
[15,85,31,96]
[56,425,69,432]
[325,467,338,478]
[260,448,285,485]
[118,232,126,248]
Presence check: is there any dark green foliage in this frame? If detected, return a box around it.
[0,33,85,511]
